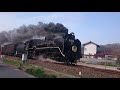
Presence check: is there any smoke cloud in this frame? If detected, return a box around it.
[0,22,68,46]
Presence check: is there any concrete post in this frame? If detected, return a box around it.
[0,55,5,62]
[22,53,27,64]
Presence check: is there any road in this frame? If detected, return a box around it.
[0,61,34,78]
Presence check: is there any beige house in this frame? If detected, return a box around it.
[83,41,100,58]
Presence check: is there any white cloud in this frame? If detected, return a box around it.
[33,13,64,22]
[32,12,83,36]
[0,13,18,31]
[22,12,66,25]
[0,12,91,44]
[0,12,83,35]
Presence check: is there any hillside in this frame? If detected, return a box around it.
[99,43,120,57]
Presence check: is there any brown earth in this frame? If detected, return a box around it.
[5,56,120,78]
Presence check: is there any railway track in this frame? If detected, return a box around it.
[42,60,120,76]
[4,56,120,78]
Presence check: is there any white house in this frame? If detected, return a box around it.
[83,41,100,58]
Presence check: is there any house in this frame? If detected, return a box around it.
[82,41,119,60]
[112,55,119,60]
[94,44,119,60]
[95,50,112,59]
[83,41,100,58]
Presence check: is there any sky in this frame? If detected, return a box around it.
[0,12,120,45]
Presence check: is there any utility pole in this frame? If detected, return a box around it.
[105,56,107,69]
[105,60,106,69]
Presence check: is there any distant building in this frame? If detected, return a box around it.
[82,41,119,60]
[94,47,115,60]
[95,50,112,59]
[111,55,119,60]
[83,41,100,58]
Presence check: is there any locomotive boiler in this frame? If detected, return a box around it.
[24,32,81,65]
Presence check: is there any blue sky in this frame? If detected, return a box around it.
[0,12,120,45]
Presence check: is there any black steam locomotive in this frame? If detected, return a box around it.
[1,32,81,65]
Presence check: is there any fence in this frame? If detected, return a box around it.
[80,58,117,65]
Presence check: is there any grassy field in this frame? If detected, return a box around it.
[3,59,56,78]
[25,68,56,78]
[103,63,120,67]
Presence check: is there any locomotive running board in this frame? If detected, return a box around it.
[29,47,65,57]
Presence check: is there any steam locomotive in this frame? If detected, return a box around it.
[1,32,82,65]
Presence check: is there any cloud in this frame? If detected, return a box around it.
[0,12,83,36]
[0,13,17,31]
[22,12,68,25]
[33,13,64,23]
[0,12,84,44]
[34,13,83,36]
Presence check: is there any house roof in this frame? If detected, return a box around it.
[83,41,100,47]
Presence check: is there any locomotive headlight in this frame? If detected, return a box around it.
[72,46,77,52]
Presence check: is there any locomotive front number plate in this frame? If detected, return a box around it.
[72,46,77,52]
